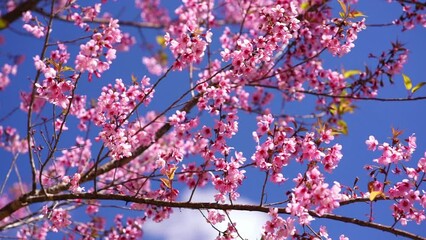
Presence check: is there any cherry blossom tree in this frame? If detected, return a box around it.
[0,0,425,239]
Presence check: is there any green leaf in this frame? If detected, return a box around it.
[61,66,74,72]
[369,191,385,201]
[0,19,8,29]
[337,120,348,135]
[402,74,412,90]
[158,51,168,65]
[166,166,178,180]
[337,0,347,15]
[300,2,310,10]
[131,74,138,85]
[348,10,367,18]
[156,35,166,47]
[343,70,361,79]
[411,82,426,94]
[160,178,171,189]
[329,104,337,116]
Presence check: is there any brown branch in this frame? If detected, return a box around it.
[0,0,42,30]
[366,23,395,27]
[27,0,56,193]
[248,83,426,102]
[298,90,426,102]
[309,211,425,240]
[34,8,165,29]
[34,6,243,31]
[339,196,389,206]
[0,192,424,239]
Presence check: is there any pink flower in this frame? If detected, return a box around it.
[70,173,82,193]
[271,172,286,183]
[319,226,329,238]
[22,24,45,38]
[365,135,378,151]
[41,205,49,216]
[50,208,71,232]
[86,204,99,215]
[407,134,417,149]
[142,56,167,76]
[106,48,117,62]
[61,175,70,185]
[81,3,101,20]
[0,63,17,90]
[135,0,170,24]
[22,11,32,22]
[0,125,28,154]
[33,55,46,70]
[320,129,334,144]
[339,234,349,240]
[263,208,296,239]
[54,118,68,131]
[74,18,121,77]
[405,167,418,180]
[207,210,225,225]
[418,154,426,172]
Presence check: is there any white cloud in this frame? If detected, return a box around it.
[143,189,269,240]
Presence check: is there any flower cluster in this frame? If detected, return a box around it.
[213,222,239,240]
[385,48,409,75]
[57,136,92,172]
[366,134,425,226]
[390,184,425,225]
[62,173,84,193]
[67,94,92,131]
[164,30,210,70]
[94,77,154,159]
[135,0,170,25]
[33,43,75,109]
[36,137,89,189]
[289,168,345,219]
[263,208,296,240]
[142,55,168,76]
[321,18,366,56]
[164,0,213,70]
[41,207,72,232]
[22,11,45,38]
[211,151,247,202]
[0,125,28,154]
[70,3,102,29]
[367,134,416,165]
[206,210,225,225]
[221,4,300,76]
[74,216,105,239]
[115,32,136,52]
[177,156,210,189]
[16,221,49,240]
[0,63,16,90]
[105,214,144,239]
[391,1,426,31]
[75,18,122,79]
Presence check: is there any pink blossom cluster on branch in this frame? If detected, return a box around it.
[0,0,424,240]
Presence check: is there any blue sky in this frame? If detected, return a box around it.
[0,1,425,239]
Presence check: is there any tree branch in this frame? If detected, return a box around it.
[298,90,426,102]
[0,192,423,240]
[34,7,165,29]
[0,0,41,30]
[248,83,426,102]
